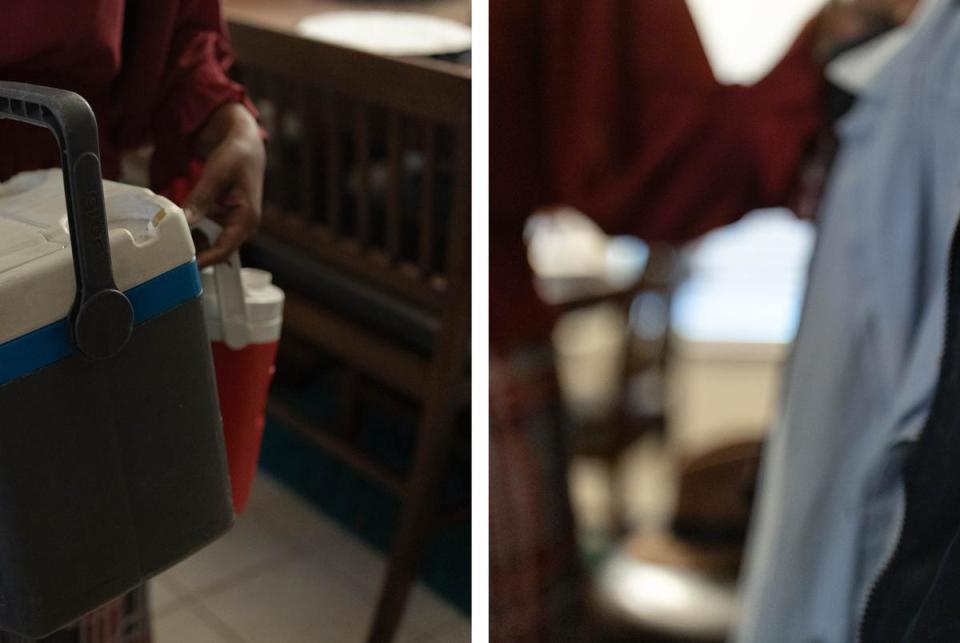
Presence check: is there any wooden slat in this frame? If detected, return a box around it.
[271,78,292,211]
[229,19,470,126]
[323,97,342,233]
[297,85,317,221]
[245,72,281,208]
[248,232,440,354]
[417,124,437,275]
[262,210,446,310]
[353,105,371,247]
[281,293,431,399]
[386,112,403,261]
[268,397,407,497]
[442,126,471,280]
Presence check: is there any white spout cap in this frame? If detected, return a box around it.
[195,218,284,348]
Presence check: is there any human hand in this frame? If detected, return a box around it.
[185,102,265,267]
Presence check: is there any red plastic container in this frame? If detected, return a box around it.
[210,337,279,512]
[198,220,284,512]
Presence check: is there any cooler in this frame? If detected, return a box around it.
[0,83,232,638]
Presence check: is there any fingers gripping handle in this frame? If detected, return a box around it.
[0,82,132,359]
[194,218,250,350]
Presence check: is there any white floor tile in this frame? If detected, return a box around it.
[198,550,374,643]
[149,578,186,615]
[153,603,235,643]
[420,621,472,643]
[245,474,346,547]
[314,535,466,640]
[316,531,385,595]
[177,472,470,642]
[396,586,466,640]
[164,510,302,596]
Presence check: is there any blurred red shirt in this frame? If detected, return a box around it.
[491,0,826,349]
[0,0,250,193]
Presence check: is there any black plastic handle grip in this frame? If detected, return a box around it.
[0,82,132,359]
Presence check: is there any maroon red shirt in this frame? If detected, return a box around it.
[491,0,826,348]
[0,0,251,192]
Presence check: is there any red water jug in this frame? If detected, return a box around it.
[197,219,284,512]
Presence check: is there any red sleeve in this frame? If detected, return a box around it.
[114,0,257,193]
[150,5,254,146]
[490,0,548,228]
[542,2,825,242]
[150,0,261,193]
[490,0,825,347]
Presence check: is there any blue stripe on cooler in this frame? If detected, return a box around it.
[0,261,202,386]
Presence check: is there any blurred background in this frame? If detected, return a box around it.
[491,1,833,641]
[544,208,812,641]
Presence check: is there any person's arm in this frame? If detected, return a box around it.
[165,0,264,267]
[120,0,265,266]
[184,101,265,267]
[540,0,827,244]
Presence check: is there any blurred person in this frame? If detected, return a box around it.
[489,0,910,640]
[0,1,264,641]
[733,2,960,643]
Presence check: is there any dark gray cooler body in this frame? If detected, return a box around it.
[0,83,233,638]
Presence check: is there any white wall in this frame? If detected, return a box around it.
[685,0,829,84]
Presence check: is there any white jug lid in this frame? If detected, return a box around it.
[195,218,284,347]
[200,265,284,346]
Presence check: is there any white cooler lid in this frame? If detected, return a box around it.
[0,170,195,345]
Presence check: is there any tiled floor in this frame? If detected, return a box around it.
[151,473,470,643]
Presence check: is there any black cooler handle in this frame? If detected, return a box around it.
[0,82,133,359]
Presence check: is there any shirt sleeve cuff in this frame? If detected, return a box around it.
[154,31,260,144]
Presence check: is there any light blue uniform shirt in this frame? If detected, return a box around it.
[736,2,960,641]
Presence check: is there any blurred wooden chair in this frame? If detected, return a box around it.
[545,243,680,536]
[228,20,471,642]
[592,440,763,642]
